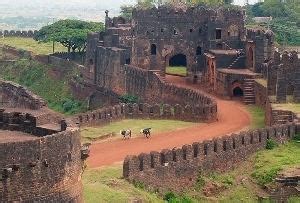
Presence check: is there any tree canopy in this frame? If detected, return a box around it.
[35,19,104,53]
[246,0,300,46]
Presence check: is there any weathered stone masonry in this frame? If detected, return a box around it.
[0,81,84,202]
[77,101,217,127]
[123,123,299,192]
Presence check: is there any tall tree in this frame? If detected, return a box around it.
[35,20,103,54]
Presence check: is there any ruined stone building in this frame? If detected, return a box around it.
[85,4,298,105]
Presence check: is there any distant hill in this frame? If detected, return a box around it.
[0,0,135,30]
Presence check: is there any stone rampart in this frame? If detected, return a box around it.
[0,80,46,110]
[0,30,38,38]
[0,109,84,202]
[77,101,217,127]
[123,123,298,192]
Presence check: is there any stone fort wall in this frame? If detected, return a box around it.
[0,81,84,202]
[77,101,216,127]
[123,123,299,192]
[0,30,38,38]
[0,80,47,110]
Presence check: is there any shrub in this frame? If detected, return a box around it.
[195,175,205,191]
[119,94,138,104]
[293,134,300,141]
[164,192,176,201]
[164,192,193,203]
[252,166,282,185]
[132,180,145,189]
[266,139,278,150]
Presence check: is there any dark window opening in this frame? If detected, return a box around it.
[233,138,236,149]
[169,54,187,67]
[223,141,227,151]
[190,28,193,33]
[89,59,94,65]
[196,46,202,55]
[233,87,244,97]
[216,29,222,39]
[204,144,208,156]
[125,58,131,65]
[214,142,217,152]
[174,29,178,35]
[242,136,245,145]
[228,31,230,37]
[199,28,202,34]
[193,145,199,157]
[161,28,164,32]
[151,44,157,55]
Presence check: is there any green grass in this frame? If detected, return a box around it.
[187,140,300,202]
[255,78,267,87]
[166,66,187,76]
[272,103,300,114]
[83,165,163,203]
[0,58,86,114]
[252,141,300,185]
[247,105,265,129]
[81,119,196,141]
[0,37,67,55]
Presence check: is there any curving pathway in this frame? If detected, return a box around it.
[87,76,251,168]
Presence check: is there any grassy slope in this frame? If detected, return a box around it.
[166,66,187,76]
[182,140,300,202]
[0,58,86,114]
[83,140,300,203]
[272,103,300,114]
[81,119,196,141]
[83,165,163,203]
[0,37,67,55]
[247,105,265,129]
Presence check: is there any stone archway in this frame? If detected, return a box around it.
[232,81,244,97]
[166,53,187,77]
[169,54,187,67]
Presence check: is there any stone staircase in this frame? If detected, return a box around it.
[272,110,294,125]
[243,78,255,104]
[228,55,246,69]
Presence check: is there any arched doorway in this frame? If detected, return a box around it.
[232,81,244,97]
[233,87,244,97]
[166,54,187,77]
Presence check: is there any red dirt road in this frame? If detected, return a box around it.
[87,76,251,168]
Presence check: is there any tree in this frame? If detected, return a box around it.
[120,5,134,19]
[35,19,104,54]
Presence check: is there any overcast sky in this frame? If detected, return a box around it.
[0,0,259,9]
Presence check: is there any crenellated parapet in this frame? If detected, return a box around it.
[132,5,244,21]
[0,30,38,38]
[123,123,298,192]
[77,101,217,127]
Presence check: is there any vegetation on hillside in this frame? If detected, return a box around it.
[247,105,265,129]
[0,37,67,55]
[35,20,104,54]
[0,57,86,114]
[246,0,300,46]
[82,139,300,202]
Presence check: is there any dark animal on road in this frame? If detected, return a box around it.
[140,128,151,138]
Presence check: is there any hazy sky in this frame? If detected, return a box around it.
[0,0,259,9]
